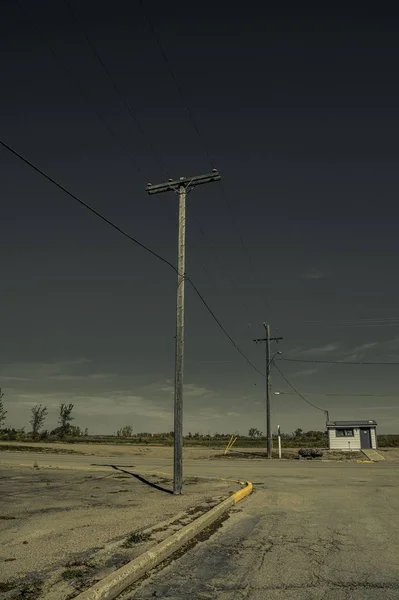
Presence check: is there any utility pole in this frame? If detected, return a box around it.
[146,170,221,494]
[254,324,283,459]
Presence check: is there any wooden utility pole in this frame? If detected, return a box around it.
[254,323,283,459]
[146,170,221,494]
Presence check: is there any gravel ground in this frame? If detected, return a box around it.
[0,466,236,600]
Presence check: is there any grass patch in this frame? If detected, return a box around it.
[62,568,86,581]
[122,531,152,547]
[185,503,215,517]
[62,558,95,583]
[326,450,364,460]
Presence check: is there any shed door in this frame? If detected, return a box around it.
[360,428,371,449]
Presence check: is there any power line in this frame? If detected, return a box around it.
[1,137,265,379]
[14,0,151,184]
[0,139,174,269]
[187,279,265,378]
[15,0,226,294]
[59,0,268,336]
[11,3,267,377]
[9,3,266,378]
[138,0,213,167]
[139,0,269,316]
[58,0,256,324]
[13,0,262,364]
[286,317,399,323]
[139,0,264,319]
[187,211,260,319]
[62,0,170,178]
[280,318,399,329]
[219,180,269,314]
[140,0,268,325]
[280,358,399,366]
[276,390,399,397]
[273,362,328,415]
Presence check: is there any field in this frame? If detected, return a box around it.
[2,432,398,448]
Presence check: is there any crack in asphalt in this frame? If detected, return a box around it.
[208,581,399,591]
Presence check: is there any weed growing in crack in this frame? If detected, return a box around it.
[122,531,152,547]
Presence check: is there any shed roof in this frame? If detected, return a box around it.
[326,420,377,428]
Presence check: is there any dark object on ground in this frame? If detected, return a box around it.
[298,448,324,459]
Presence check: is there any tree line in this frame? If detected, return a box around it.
[0,389,88,440]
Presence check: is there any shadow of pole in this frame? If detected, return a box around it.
[93,464,174,495]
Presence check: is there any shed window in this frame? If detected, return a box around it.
[336,428,354,437]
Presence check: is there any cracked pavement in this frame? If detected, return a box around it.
[124,462,399,599]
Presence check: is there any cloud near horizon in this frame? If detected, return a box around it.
[292,368,319,377]
[2,358,399,435]
[0,358,111,382]
[300,344,339,355]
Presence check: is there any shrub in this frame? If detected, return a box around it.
[378,435,399,447]
[298,448,324,459]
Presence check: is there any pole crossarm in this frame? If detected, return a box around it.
[146,170,221,195]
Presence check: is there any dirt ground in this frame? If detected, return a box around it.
[0,465,237,600]
[1,441,397,461]
[0,441,215,459]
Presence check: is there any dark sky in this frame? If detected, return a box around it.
[1,1,399,434]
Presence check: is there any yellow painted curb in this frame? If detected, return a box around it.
[73,480,252,600]
[232,481,253,503]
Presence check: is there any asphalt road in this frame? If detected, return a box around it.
[122,462,399,600]
[2,452,399,598]
[0,451,175,471]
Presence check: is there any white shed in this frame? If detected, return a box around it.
[326,420,377,451]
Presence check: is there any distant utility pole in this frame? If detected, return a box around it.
[146,170,221,494]
[254,324,283,459]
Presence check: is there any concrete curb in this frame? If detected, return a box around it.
[73,481,253,600]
